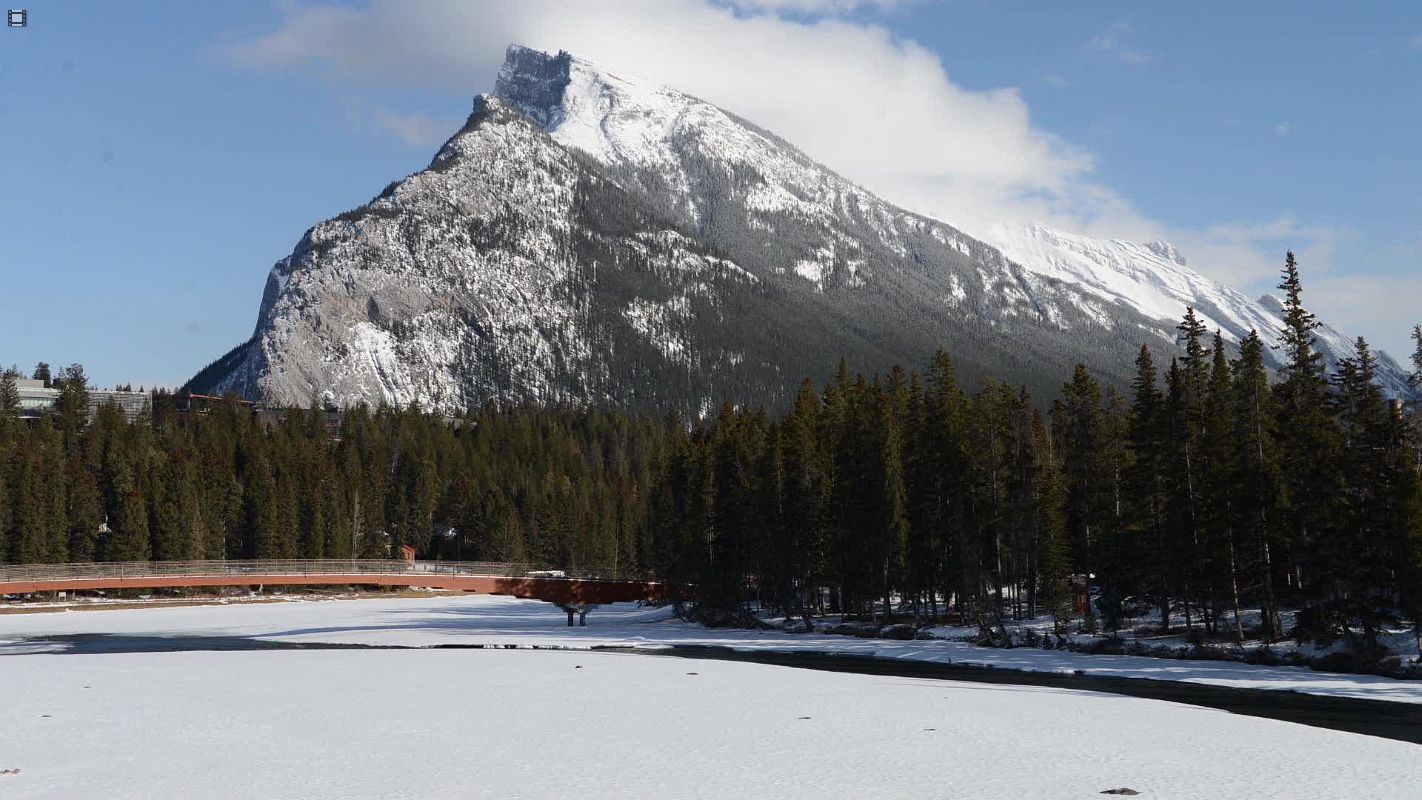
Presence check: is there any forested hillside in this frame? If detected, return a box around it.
[5,257,1422,652]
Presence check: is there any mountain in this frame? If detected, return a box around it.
[984,223,1409,395]
[187,45,1406,412]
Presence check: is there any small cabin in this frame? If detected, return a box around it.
[399,544,417,563]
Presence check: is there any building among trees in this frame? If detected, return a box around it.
[13,378,151,423]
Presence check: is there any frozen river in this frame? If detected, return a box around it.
[3,595,1420,799]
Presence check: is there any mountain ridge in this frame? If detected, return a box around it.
[187,44,1407,411]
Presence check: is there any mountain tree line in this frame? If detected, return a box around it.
[4,254,1422,649]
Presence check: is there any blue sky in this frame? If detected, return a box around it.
[2,1,1419,388]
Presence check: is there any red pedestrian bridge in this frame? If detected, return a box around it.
[0,560,663,625]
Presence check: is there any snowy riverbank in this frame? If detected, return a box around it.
[5,595,1422,799]
[804,608,1422,680]
[5,594,1422,704]
[8,647,1422,800]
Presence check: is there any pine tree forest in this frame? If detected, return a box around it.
[3,255,1421,653]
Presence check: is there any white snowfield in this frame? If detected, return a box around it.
[5,647,1420,800]
[3,596,1421,799]
[4,594,1421,704]
[0,597,1420,800]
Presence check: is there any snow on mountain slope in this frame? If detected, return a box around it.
[202,95,769,410]
[189,45,1405,411]
[986,224,1407,392]
[987,224,1266,337]
[496,45,1405,392]
[494,46,953,289]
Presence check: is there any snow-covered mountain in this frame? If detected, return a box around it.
[985,224,1407,393]
[188,45,1406,411]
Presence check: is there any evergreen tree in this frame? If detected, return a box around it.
[66,456,102,563]
[1232,331,1283,639]
[0,369,19,438]
[922,351,970,619]
[39,427,69,562]
[272,473,299,560]
[1410,325,1422,405]
[243,455,281,560]
[101,449,151,561]
[11,437,48,563]
[782,380,827,615]
[755,421,789,610]
[1162,358,1199,630]
[149,457,185,561]
[1124,345,1171,630]
[1388,405,1422,654]
[1331,338,1398,650]
[875,388,910,621]
[54,364,91,450]
[707,404,759,611]
[1168,309,1213,631]
[1056,364,1110,631]
[1203,330,1241,638]
[1032,410,1072,632]
[1409,325,1422,473]
[1096,385,1128,628]
[967,383,1010,629]
[1273,253,1344,626]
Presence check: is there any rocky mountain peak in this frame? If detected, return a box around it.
[186,43,1410,410]
[493,44,575,130]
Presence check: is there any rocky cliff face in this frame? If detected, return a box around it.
[189,45,1406,412]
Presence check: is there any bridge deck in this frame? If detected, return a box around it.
[0,560,662,605]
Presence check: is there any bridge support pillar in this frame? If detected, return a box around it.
[557,603,599,626]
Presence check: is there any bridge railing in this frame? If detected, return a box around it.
[0,560,653,586]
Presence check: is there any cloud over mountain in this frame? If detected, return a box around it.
[222,1,1386,351]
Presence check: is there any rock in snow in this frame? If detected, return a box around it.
[187,45,1407,412]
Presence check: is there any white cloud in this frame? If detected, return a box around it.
[222,0,1122,238]
[1171,217,1342,288]
[720,0,909,12]
[1274,122,1290,137]
[1084,19,1152,66]
[1310,273,1422,363]
[369,108,451,147]
[1409,32,1422,49]
[222,1,1369,344]
[1042,73,1068,88]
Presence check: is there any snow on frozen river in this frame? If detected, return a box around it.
[3,595,1422,799]
[5,593,1422,704]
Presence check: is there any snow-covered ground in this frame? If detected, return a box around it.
[5,595,1422,798]
[912,606,1422,674]
[5,594,1422,704]
[6,646,1422,800]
